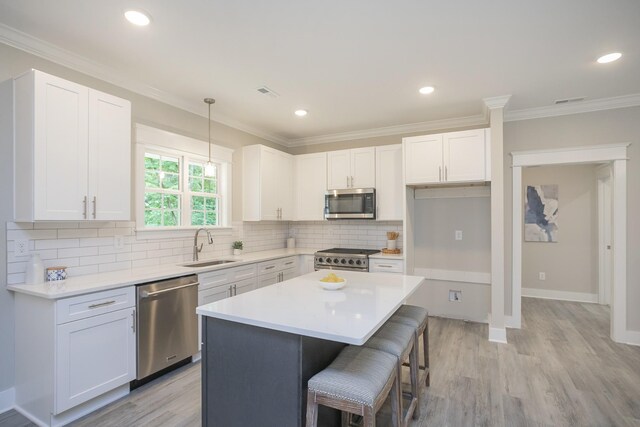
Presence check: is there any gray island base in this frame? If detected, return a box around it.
[202,317,346,427]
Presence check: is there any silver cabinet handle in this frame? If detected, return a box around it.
[131,309,136,333]
[351,176,354,188]
[285,261,294,266]
[265,265,275,270]
[377,264,394,268]
[141,282,200,298]
[445,166,448,181]
[439,166,442,182]
[233,284,237,295]
[346,176,349,188]
[89,300,116,309]
[92,196,97,219]
[228,285,232,297]
[83,196,87,219]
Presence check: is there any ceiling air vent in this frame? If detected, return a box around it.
[256,86,279,98]
[554,97,585,105]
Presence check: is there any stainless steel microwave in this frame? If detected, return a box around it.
[324,188,376,220]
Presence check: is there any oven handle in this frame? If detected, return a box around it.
[141,282,199,298]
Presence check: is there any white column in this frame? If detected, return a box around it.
[611,159,627,342]
[511,166,522,329]
[483,95,511,343]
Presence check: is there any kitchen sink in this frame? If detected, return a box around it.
[182,259,237,267]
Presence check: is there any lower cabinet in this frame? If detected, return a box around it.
[299,254,315,275]
[256,256,297,289]
[369,258,404,274]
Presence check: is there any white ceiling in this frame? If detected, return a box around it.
[0,0,638,145]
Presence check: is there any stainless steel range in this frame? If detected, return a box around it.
[314,248,380,272]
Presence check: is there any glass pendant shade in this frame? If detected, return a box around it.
[204,162,215,177]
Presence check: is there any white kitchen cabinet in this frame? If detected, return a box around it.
[375,145,403,220]
[369,258,404,274]
[294,152,327,220]
[12,69,131,221]
[299,255,316,275]
[327,147,375,190]
[256,256,298,288]
[404,129,489,186]
[243,145,293,221]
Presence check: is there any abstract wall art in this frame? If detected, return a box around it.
[524,185,558,242]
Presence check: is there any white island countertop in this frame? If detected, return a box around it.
[196,270,424,345]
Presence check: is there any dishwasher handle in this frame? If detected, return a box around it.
[140,282,199,298]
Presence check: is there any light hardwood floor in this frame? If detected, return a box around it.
[2,298,639,427]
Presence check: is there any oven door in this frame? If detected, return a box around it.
[324,188,375,219]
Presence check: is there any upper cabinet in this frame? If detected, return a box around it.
[294,152,327,221]
[403,129,490,186]
[375,145,403,221]
[243,145,293,221]
[327,147,375,190]
[12,70,131,221]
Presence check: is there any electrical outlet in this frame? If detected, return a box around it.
[455,230,463,241]
[114,235,125,250]
[449,290,462,302]
[15,239,29,256]
[539,272,546,281]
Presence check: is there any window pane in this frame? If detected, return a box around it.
[191,211,205,226]
[192,196,204,210]
[145,192,162,209]
[164,210,179,226]
[162,173,180,190]
[145,155,160,170]
[204,178,217,194]
[145,171,160,189]
[189,164,203,177]
[205,197,215,210]
[206,211,217,226]
[161,158,179,173]
[189,177,203,192]
[144,210,162,227]
[164,194,179,209]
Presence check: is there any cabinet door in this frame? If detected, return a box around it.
[443,129,486,183]
[282,268,297,281]
[257,272,279,289]
[278,152,294,220]
[294,153,327,220]
[55,307,135,413]
[375,145,403,220]
[233,277,256,296]
[33,71,89,220]
[327,150,351,190]
[260,147,280,220]
[351,147,375,188]
[403,134,443,185]
[88,90,131,220]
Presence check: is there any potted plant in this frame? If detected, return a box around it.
[232,241,244,256]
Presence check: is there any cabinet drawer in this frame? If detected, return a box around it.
[280,257,297,270]
[198,269,233,292]
[257,256,297,275]
[56,287,135,324]
[369,259,404,274]
[229,264,257,281]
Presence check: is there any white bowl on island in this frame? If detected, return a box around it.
[319,278,347,290]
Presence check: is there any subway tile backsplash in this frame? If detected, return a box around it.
[5,220,402,285]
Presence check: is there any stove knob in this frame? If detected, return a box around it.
[317,258,324,263]
[333,258,339,264]
[355,259,362,265]
[348,259,354,265]
[340,259,346,264]
[326,258,331,263]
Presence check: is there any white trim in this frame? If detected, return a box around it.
[522,288,598,303]
[626,331,640,347]
[286,113,489,146]
[505,93,640,122]
[0,387,15,413]
[483,95,512,110]
[134,226,233,240]
[505,315,520,329]
[414,185,490,199]
[13,405,47,427]
[488,327,507,343]
[414,267,491,285]
[511,144,629,344]
[597,165,612,306]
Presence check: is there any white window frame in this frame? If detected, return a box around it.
[135,124,233,237]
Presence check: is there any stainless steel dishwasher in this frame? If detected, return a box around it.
[136,274,199,380]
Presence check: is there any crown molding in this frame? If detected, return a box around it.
[286,112,489,147]
[505,93,640,122]
[0,23,289,146]
[483,95,512,110]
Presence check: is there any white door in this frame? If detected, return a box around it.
[598,171,613,305]
[33,71,89,220]
[260,147,280,220]
[294,153,327,220]
[278,152,294,220]
[375,145,403,220]
[327,150,351,189]
[351,147,376,188]
[443,129,486,183]
[403,134,443,185]
[88,89,131,220]
[55,307,136,413]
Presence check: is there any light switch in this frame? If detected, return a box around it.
[539,272,546,281]
[455,230,463,241]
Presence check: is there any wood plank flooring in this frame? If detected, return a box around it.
[2,297,639,427]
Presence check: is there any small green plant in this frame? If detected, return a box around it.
[232,241,244,250]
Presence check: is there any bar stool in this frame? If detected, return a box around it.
[306,346,401,427]
[364,322,419,424]
[390,305,430,387]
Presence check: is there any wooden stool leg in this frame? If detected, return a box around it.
[410,339,420,419]
[363,407,376,427]
[390,369,401,427]
[305,390,319,427]
[423,321,430,387]
[341,411,350,427]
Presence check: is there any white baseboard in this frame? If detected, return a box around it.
[13,405,47,427]
[488,327,507,344]
[626,330,640,346]
[0,387,15,414]
[414,267,491,285]
[505,315,521,329]
[522,287,598,303]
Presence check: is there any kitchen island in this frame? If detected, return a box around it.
[196,270,425,427]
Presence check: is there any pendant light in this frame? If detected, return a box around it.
[204,98,216,177]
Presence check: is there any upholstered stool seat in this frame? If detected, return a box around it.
[390,305,430,387]
[306,346,401,427]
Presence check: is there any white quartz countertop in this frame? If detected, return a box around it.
[369,252,404,260]
[8,248,318,300]
[196,270,424,345]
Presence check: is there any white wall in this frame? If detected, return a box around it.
[521,165,598,298]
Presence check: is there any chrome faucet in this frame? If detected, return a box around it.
[193,228,214,261]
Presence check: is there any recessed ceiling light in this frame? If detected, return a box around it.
[419,86,435,95]
[597,52,622,64]
[294,109,308,117]
[124,9,151,26]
